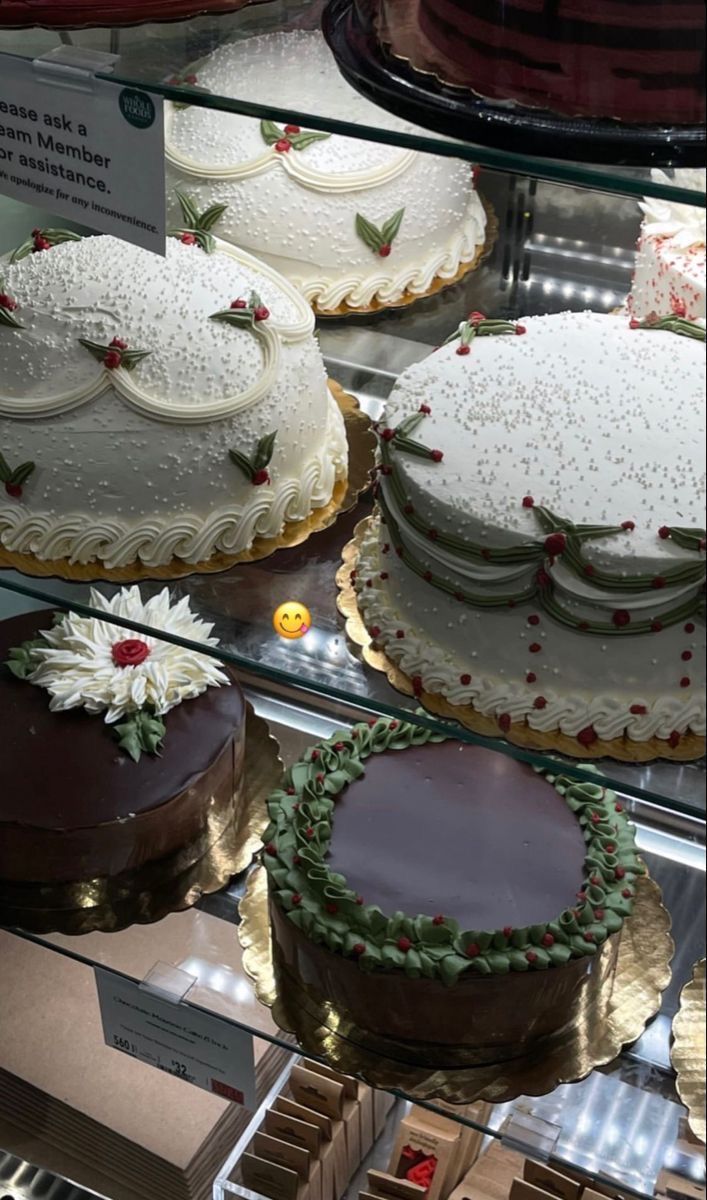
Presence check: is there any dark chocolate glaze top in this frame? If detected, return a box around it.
[327,740,587,929]
[0,610,245,832]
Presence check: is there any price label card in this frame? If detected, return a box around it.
[0,49,165,254]
[95,967,256,1108]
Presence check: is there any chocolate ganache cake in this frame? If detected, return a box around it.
[264,717,643,1058]
[0,587,245,889]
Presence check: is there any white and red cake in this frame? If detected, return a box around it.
[355,310,706,757]
[0,230,346,570]
[164,30,487,314]
[628,169,706,323]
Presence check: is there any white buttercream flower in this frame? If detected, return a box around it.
[640,169,706,249]
[26,586,229,723]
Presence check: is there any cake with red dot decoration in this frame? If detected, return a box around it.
[164,31,487,315]
[365,0,705,125]
[264,717,644,1056]
[0,230,346,572]
[0,588,246,919]
[355,311,705,759]
[628,169,706,323]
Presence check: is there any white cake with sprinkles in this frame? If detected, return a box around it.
[355,310,705,758]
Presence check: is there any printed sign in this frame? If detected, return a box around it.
[0,52,165,254]
[95,968,256,1107]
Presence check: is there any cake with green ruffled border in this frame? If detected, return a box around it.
[264,716,644,1059]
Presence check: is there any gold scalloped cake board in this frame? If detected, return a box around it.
[672,958,706,1145]
[314,200,498,319]
[0,704,282,936]
[239,866,672,1104]
[336,516,706,764]
[0,382,374,585]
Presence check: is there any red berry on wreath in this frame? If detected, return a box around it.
[254,305,270,321]
[398,937,412,952]
[103,350,122,369]
[544,532,566,557]
[430,449,444,462]
[275,138,292,152]
[379,244,392,258]
[252,469,270,486]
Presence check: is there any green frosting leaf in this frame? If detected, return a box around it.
[113,710,166,763]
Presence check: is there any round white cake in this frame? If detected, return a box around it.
[164,30,487,313]
[629,169,706,322]
[355,311,705,754]
[0,233,347,569]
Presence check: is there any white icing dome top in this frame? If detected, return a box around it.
[166,29,416,184]
[383,311,706,572]
[1,235,314,421]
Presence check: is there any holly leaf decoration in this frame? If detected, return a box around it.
[355,208,405,254]
[288,130,330,150]
[260,120,330,152]
[4,636,45,680]
[78,338,151,372]
[253,431,277,472]
[229,432,277,485]
[168,190,228,253]
[632,313,705,342]
[260,119,284,146]
[210,291,268,331]
[113,710,166,763]
[0,451,35,495]
[10,228,82,264]
[660,526,706,553]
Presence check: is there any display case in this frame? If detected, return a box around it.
[0,2,705,1198]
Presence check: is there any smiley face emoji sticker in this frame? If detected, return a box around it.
[273,601,312,640]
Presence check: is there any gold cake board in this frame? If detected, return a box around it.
[0,382,374,585]
[239,866,672,1104]
[672,958,706,1145]
[0,703,282,936]
[336,515,706,764]
[314,200,498,319]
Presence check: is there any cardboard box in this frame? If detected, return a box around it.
[510,1180,561,1200]
[387,1105,467,1200]
[373,1089,397,1139]
[242,1152,304,1200]
[289,1064,348,1197]
[368,1168,428,1200]
[273,1096,335,1200]
[302,1059,361,1177]
[523,1161,581,1200]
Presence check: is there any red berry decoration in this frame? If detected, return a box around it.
[33,235,51,251]
[503,926,513,938]
[355,895,364,905]
[460,673,472,685]
[0,292,18,312]
[668,730,681,748]
[541,933,555,947]
[103,350,122,369]
[265,843,277,857]
[514,323,527,336]
[615,802,624,812]
[526,951,538,964]
[612,610,631,628]
[380,428,395,441]
[629,317,641,329]
[529,643,542,654]
[254,305,270,321]
[111,639,151,667]
[292,893,302,906]
[4,482,21,498]
[284,124,301,134]
[651,620,663,633]
[534,696,547,710]
[544,532,567,557]
[680,677,691,688]
[412,676,423,696]
[658,525,671,540]
[583,931,595,942]
[630,705,647,715]
[275,138,292,152]
[110,337,128,350]
[526,672,537,684]
[378,244,392,258]
[685,623,695,633]
[430,449,444,462]
[369,625,381,639]
[594,909,605,921]
[527,614,540,626]
[536,567,551,587]
[432,915,445,925]
[465,943,481,958]
[395,629,405,639]
[231,298,248,309]
[456,344,471,356]
[499,713,512,732]
[468,311,485,324]
[522,495,535,508]
[353,943,366,956]
[419,404,432,414]
[682,650,693,661]
[621,520,635,531]
[577,725,598,746]
[305,827,315,840]
[615,866,626,880]
[622,888,633,899]
[252,469,270,486]
[398,937,412,952]
[180,232,197,245]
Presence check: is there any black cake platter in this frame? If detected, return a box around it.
[322,0,706,169]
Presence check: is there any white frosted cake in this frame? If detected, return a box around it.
[355,311,706,756]
[164,31,487,314]
[0,232,346,570]
[628,169,706,322]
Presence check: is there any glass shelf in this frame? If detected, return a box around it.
[0,171,704,815]
[5,689,706,1199]
[0,0,705,205]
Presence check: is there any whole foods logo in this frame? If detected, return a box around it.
[119,89,156,130]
